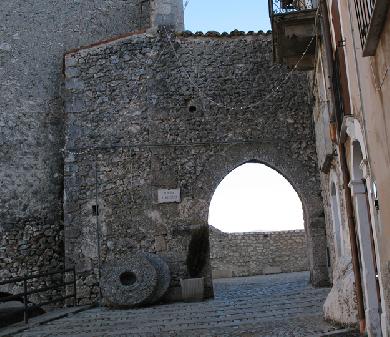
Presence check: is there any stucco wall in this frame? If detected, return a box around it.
[210,228,309,278]
[63,30,328,304]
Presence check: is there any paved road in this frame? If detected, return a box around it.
[13,272,345,337]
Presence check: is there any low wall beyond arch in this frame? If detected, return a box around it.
[210,227,309,278]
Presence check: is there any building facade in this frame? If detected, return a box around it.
[3,0,389,333]
[62,28,327,304]
[270,0,390,336]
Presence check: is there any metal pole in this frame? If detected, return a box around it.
[95,156,102,306]
[23,276,28,324]
[73,267,77,307]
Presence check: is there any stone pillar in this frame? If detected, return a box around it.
[349,179,382,337]
[308,216,330,287]
[150,0,184,31]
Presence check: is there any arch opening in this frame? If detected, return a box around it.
[208,162,309,282]
[208,162,304,233]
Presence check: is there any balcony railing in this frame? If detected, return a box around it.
[354,0,376,49]
[269,0,316,16]
[268,0,317,70]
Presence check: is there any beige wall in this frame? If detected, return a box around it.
[337,1,390,335]
[311,0,390,333]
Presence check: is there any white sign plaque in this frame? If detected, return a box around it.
[158,189,181,203]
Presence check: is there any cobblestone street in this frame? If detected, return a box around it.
[13,272,349,337]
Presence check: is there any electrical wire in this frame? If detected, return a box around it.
[65,6,319,156]
[162,23,317,111]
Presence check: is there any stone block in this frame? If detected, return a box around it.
[212,269,233,279]
[100,253,157,308]
[180,277,204,302]
[143,252,171,304]
[263,266,282,274]
[154,235,167,252]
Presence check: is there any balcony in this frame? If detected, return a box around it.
[354,0,390,56]
[269,0,318,70]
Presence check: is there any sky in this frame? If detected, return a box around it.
[184,0,271,33]
[208,163,304,233]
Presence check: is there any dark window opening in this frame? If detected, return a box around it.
[326,246,331,267]
[92,205,99,216]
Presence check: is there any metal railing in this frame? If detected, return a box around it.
[269,0,316,16]
[0,267,76,324]
[354,0,376,49]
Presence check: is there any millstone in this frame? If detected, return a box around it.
[143,252,171,304]
[100,253,158,307]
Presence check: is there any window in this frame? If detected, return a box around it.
[354,0,389,56]
[354,0,376,49]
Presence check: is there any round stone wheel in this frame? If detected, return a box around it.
[100,253,158,308]
[143,253,171,304]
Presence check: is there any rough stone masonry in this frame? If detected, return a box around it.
[0,0,152,296]
[0,0,182,301]
[210,228,309,278]
[63,29,329,304]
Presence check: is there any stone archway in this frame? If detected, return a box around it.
[195,142,329,286]
[194,143,329,287]
[207,160,310,280]
[63,31,330,303]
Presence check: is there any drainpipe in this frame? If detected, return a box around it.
[319,0,366,332]
[319,0,335,118]
[339,143,366,335]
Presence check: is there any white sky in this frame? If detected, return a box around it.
[208,163,304,233]
[184,0,271,33]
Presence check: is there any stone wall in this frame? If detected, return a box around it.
[63,29,328,304]
[0,0,151,294]
[210,228,309,278]
[0,221,64,303]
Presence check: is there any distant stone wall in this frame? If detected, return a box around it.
[210,228,309,278]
